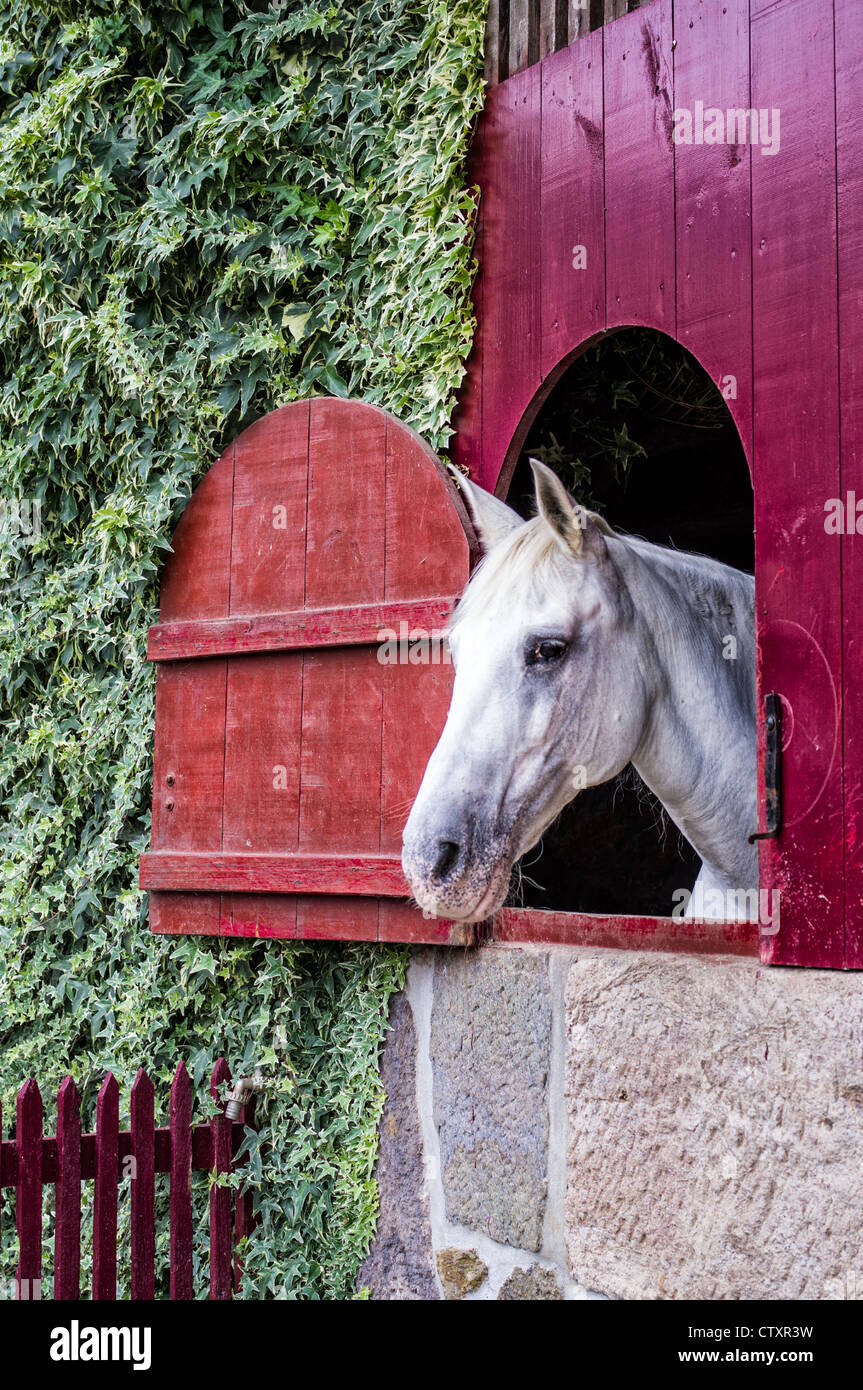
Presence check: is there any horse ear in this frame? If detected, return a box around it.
[529,457,593,558]
[449,469,523,552]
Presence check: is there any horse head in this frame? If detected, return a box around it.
[401,460,655,921]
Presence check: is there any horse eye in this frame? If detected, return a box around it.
[526,638,568,666]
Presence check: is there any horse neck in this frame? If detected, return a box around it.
[608,534,758,887]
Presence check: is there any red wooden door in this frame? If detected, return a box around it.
[140,398,476,944]
[451,0,856,968]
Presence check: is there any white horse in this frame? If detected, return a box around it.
[402,459,758,922]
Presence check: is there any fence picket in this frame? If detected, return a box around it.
[233,1090,258,1295]
[93,1073,119,1299]
[209,1059,233,1300]
[131,1068,155,1300]
[169,1061,193,1300]
[54,1076,81,1299]
[16,1079,42,1300]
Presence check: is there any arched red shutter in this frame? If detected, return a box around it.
[140,398,476,943]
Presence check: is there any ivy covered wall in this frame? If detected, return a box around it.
[0,0,484,1297]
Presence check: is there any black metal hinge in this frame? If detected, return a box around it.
[749,692,782,844]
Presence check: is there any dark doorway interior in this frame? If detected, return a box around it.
[505,328,754,916]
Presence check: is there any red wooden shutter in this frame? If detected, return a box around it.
[451,0,856,968]
[140,398,476,944]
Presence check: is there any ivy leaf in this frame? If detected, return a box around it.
[282,303,313,342]
[314,363,348,397]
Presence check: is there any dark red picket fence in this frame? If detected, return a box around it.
[0,1059,258,1300]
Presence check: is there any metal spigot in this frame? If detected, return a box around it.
[225,1070,264,1120]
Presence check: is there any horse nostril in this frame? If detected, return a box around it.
[433,840,461,883]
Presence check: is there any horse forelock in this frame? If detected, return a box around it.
[449,516,578,633]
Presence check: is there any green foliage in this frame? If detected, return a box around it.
[0,0,485,1297]
[528,327,729,503]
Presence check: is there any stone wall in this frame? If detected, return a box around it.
[358,943,863,1301]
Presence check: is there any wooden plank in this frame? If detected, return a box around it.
[494,908,759,955]
[378,901,474,945]
[573,1,599,43]
[147,596,459,662]
[380,662,454,855]
[604,0,629,22]
[836,0,863,968]
[380,412,472,857]
[499,0,511,82]
[15,1079,42,1300]
[751,0,843,968]
[539,0,562,60]
[158,446,233,623]
[300,402,386,909]
[477,65,541,493]
[541,25,605,380]
[54,1076,81,1301]
[509,0,539,75]
[674,0,753,460]
[304,397,387,608]
[298,647,384,855]
[92,1073,119,1300]
[141,852,408,896]
[212,897,475,944]
[169,1061,193,1300]
[384,421,474,601]
[0,1121,248,1187]
[222,653,302,853]
[296,897,379,941]
[149,891,221,935]
[485,0,502,86]
[130,1068,155,1302]
[448,103,485,480]
[228,401,308,617]
[220,893,297,939]
[150,660,227,852]
[603,0,675,332]
[536,0,555,60]
[209,1060,233,1301]
[233,1093,258,1296]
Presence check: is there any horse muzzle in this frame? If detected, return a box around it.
[401,814,512,922]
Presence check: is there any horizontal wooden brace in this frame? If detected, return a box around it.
[147,595,458,662]
[141,873,761,952]
[140,851,410,896]
[0,1123,245,1188]
[147,890,475,946]
[492,908,760,956]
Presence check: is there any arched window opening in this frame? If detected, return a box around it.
[504,327,754,917]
